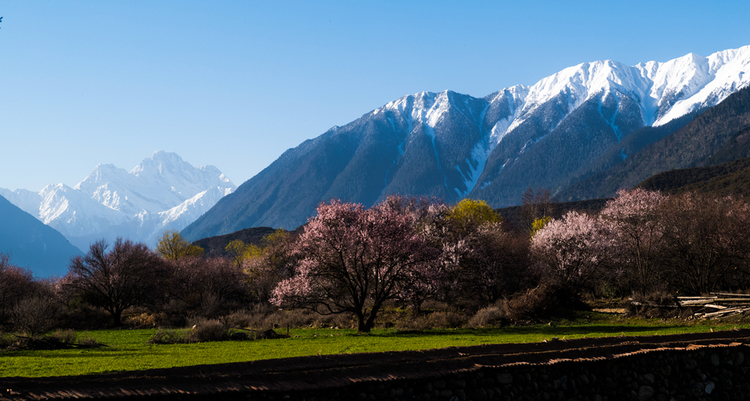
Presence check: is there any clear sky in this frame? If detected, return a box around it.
[1,0,749,191]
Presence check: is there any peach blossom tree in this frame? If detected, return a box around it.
[531,211,617,294]
[270,197,438,333]
[599,188,667,294]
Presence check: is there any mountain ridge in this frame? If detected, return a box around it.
[556,85,750,201]
[0,194,82,277]
[182,44,750,242]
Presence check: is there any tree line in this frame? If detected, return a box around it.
[1,189,749,334]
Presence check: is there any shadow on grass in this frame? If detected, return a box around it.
[363,325,689,338]
[2,347,168,359]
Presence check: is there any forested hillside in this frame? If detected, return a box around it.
[637,155,750,196]
[558,86,750,200]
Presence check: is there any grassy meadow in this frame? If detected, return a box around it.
[2,312,748,378]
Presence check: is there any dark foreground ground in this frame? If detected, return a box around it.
[2,329,750,400]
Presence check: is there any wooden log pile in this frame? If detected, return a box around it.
[679,292,750,319]
[628,292,750,319]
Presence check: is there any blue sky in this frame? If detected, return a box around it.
[1,0,749,191]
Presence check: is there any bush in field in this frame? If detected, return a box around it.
[271,197,439,333]
[123,311,168,328]
[60,303,112,330]
[149,328,190,344]
[50,329,77,345]
[396,310,467,330]
[1,329,103,351]
[628,289,681,318]
[189,319,228,342]
[10,295,61,335]
[469,304,507,328]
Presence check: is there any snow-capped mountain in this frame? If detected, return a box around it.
[1,151,236,250]
[182,45,750,241]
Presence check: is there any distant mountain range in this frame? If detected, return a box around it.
[1,151,235,251]
[182,45,750,241]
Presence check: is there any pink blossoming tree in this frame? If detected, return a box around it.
[599,188,667,294]
[531,211,616,294]
[270,197,438,333]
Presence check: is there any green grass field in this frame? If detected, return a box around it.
[2,313,748,378]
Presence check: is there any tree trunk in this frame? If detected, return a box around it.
[112,309,123,327]
[356,313,368,334]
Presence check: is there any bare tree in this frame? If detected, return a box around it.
[243,230,299,303]
[448,222,531,311]
[521,187,555,232]
[0,254,37,329]
[659,193,750,294]
[66,238,167,326]
[168,256,249,317]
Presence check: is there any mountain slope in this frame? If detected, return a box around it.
[556,85,750,200]
[0,195,82,277]
[1,151,235,249]
[183,45,750,241]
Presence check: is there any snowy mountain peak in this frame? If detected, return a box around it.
[71,151,237,215]
[494,45,750,130]
[377,90,477,131]
[1,151,236,250]
[371,46,750,146]
[649,45,750,125]
[131,151,189,176]
[74,164,128,189]
[708,45,750,71]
